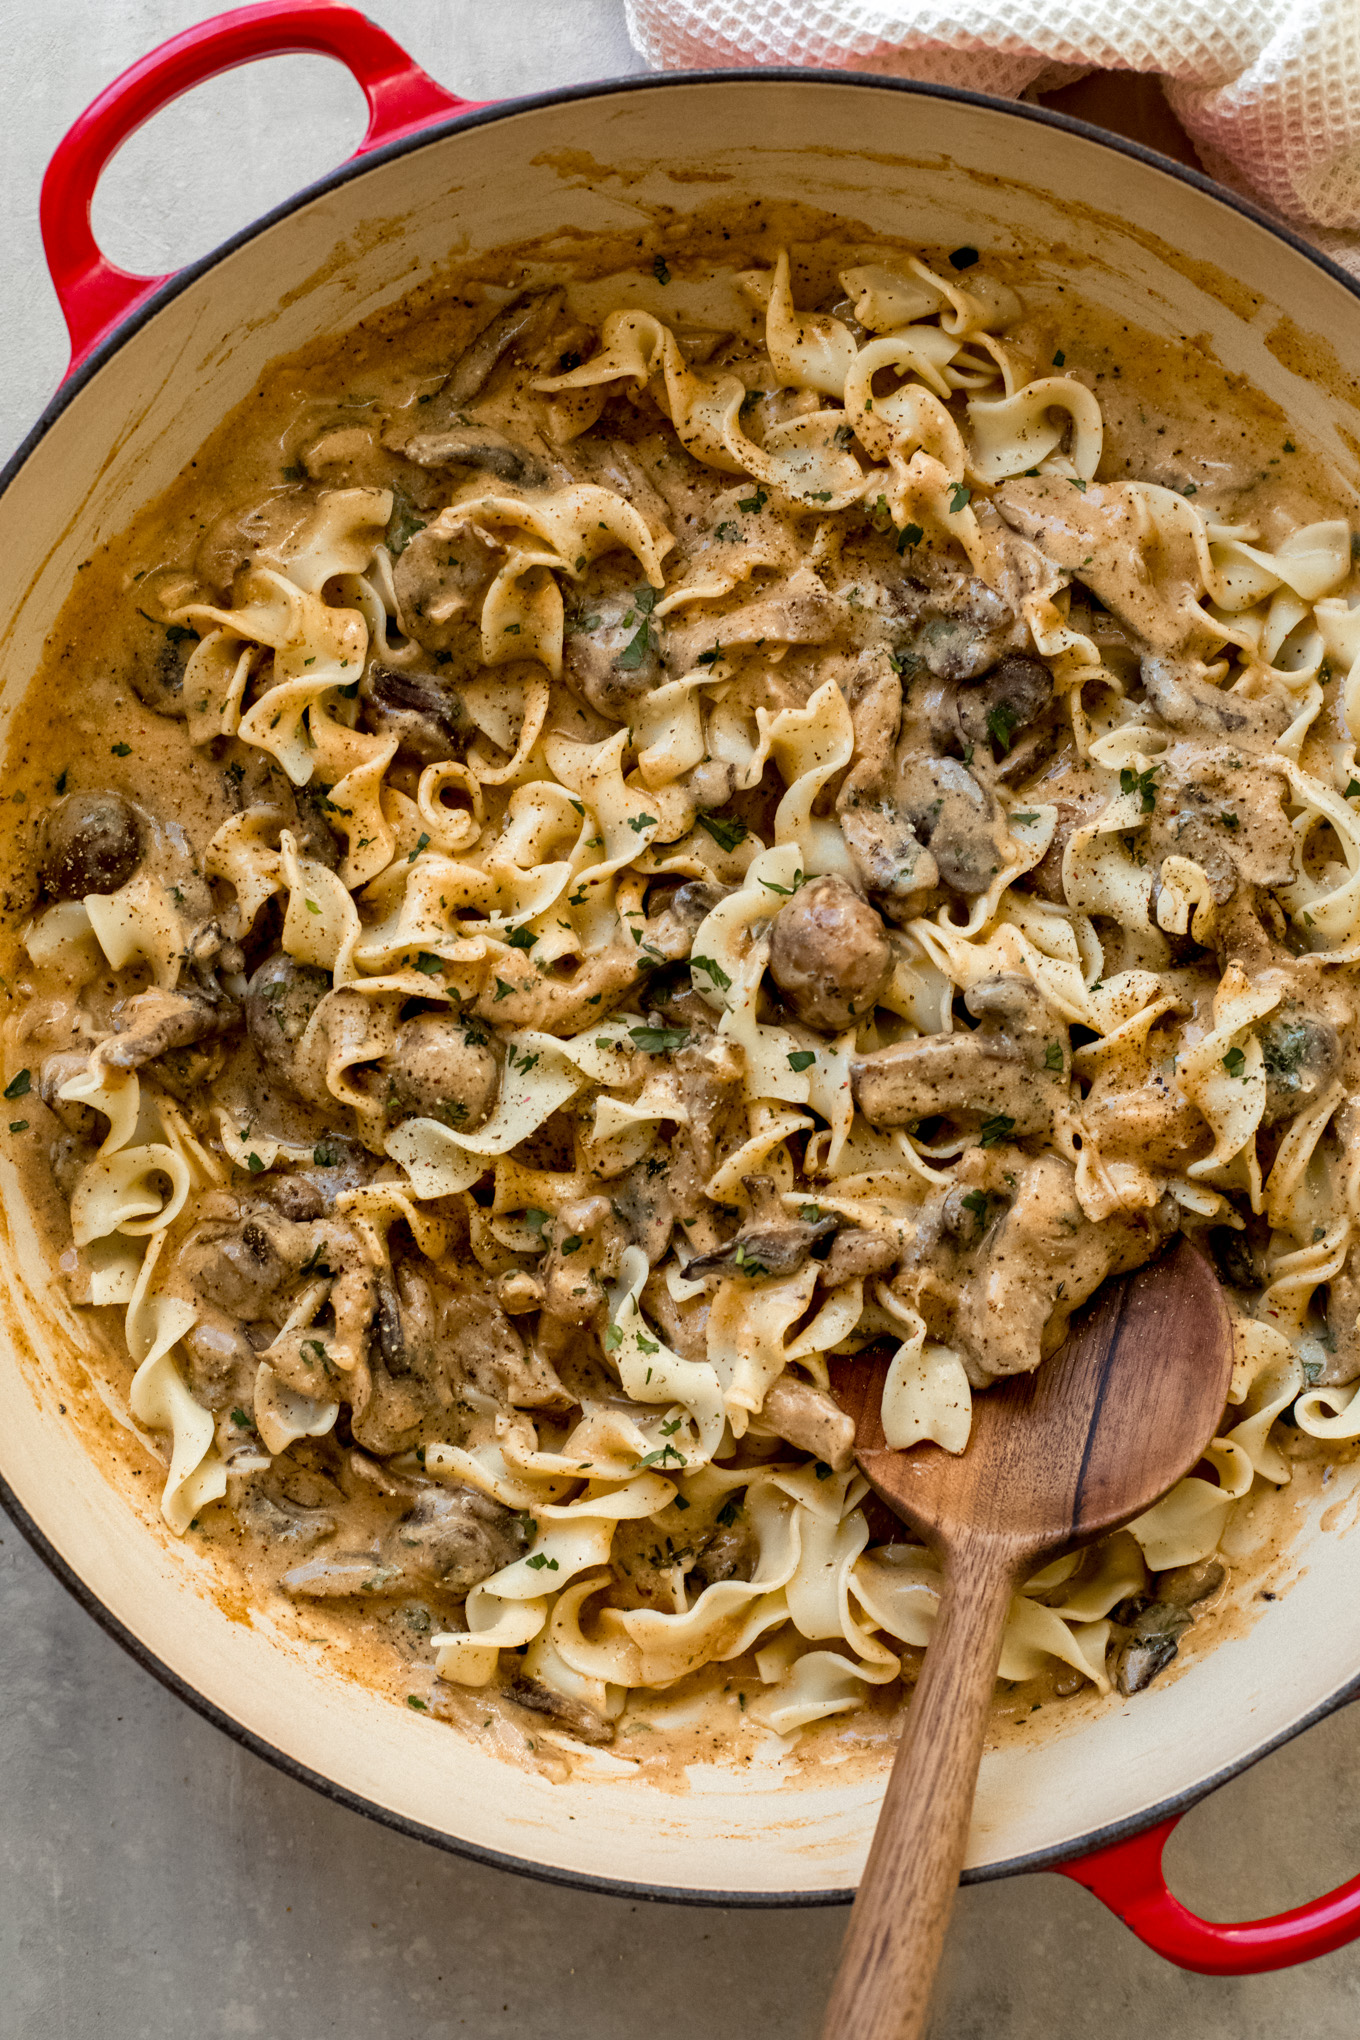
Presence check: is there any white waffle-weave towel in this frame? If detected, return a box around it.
[624,0,1360,278]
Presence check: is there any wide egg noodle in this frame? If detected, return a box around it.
[21,228,1360,1752]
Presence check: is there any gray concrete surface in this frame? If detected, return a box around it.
[3,6,1360,2035]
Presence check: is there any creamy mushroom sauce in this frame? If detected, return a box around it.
[6,214,1360,1769]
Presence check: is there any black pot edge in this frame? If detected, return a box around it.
[5,61,1360,1912]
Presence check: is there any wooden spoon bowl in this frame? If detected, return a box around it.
[822,1238,1234,2040]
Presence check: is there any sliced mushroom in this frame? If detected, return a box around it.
[956,652,1054,753]
[647,879,732,962]
[103,985,241,1070]
[237,1484,336,1549]
[129,633,195,719]
[685,1175,837,1281]
[1112,1559,1225,1695]
[504,1674,615,1746]
[690,1511,757,1588]
[852,974,1064,1134]
[400,422,548,486]
[38,790,144,899]
[357,664,469,764]
[768,874,894,1033]
[836,663,939,910]
[427,287,566,414]
[195,495,310,602]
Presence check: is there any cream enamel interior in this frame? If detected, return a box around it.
[3,76,1360,1896]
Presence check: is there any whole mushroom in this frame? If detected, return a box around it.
[767,873,893,1033]
[38,790,144,899]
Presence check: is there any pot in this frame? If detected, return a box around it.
[5,0,1360,1970]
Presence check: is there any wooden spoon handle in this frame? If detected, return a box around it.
[821,1538,1022,2040]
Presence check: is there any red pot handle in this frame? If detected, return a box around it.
[1057,1810,1360,1974]
[40,0,485,377]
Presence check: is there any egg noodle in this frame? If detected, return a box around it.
[11,239,1360,1745]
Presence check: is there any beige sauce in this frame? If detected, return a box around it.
[3,202,1358,1790]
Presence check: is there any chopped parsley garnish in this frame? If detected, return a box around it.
[560,1234,583,1255]
[979,1113,1016,1147]
[787,1050,816,1072]
[406,1695,428,1710]
[408,832,431,861]
[525,1553,560,1571]
[986,701,1021,752]
[7,1120,27,1134]
[949,245,980,270]
[525,1209,549,1235]
[1044,1041,1064,1071]
[691,954,732,991]
[1220,811,1239,830]
[1119,763,1160,813]
[1010,811,1039,825]
[653,254,671,285]
[111,742,132,757]
[695,811,748,852]
[3,1070,30,1100]
[695,644,724,667]
[637,1443,686,1468]
[760,870,805,896]
[413,951,443,974]
[716,1495,741,1527]
[1347,780,1360,799]
[312,1144,338,1167]
[506,926,537,951]
[814,1460,834,1480]
[385,495,427,556]
[1222,1045,1247,1079]
[948,483,972,514]
[493,978,515,1001]
[604,1324,624,1351]
[799,1205,822,1223]
[245,1153,265,1173]
[630,1025,689,1053]
[896,522,924,552]
[961,1190,989,1228]
[737,486,769,514]
[629,812,658,832]
[617,587,659,671]
[1052,349,1066,366]
[230,1408,252,1429]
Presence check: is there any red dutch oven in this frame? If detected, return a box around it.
[6,0,1360,1969]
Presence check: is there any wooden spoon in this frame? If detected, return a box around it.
[821,1238,1234,2040]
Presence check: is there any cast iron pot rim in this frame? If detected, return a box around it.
[4,64,1359,1909]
